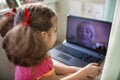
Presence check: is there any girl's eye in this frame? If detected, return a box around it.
[55,27,58,32]
[55,30,57,32]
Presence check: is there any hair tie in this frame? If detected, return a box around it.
[4,8,17,17]
[12,8,17,13]
[23,8,31,26]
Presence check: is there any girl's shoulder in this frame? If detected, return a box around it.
[15,55,54,80]
[35,55,55,79]
[36,54,53,70]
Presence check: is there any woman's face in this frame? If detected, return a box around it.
[77,24,93,45]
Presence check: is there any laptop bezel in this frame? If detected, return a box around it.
[66,15,112,56]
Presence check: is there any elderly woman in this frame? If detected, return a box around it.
[76,21,97,49]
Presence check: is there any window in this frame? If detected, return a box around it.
[0,0,57,15]
[0,0,8,11]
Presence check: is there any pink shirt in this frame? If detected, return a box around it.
[15,55,53,80]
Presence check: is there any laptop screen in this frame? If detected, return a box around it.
[66,15,112,55]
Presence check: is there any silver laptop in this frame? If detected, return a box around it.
[49,15,112,67]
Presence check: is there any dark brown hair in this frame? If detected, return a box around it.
[2,3,56,67]
[0,15,14,37]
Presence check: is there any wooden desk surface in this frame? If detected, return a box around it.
[52,59,104,80]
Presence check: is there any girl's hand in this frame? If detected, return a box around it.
[60,63,102,80]
[82,63,102,80]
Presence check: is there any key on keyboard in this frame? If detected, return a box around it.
[55,44,101,63]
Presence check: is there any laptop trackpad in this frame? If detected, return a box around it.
[58,54,72,61]
[57,53,87,67]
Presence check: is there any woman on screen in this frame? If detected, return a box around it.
[76,21,96,48]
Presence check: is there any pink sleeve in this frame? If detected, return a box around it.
[34,55,53,78]
[15,55,53,80]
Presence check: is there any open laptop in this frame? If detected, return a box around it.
[49,15,112,67]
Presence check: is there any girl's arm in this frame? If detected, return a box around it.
[40,63,102,80]
[39,71,59,80]
[54,62,80,75]
[60,63,102,80]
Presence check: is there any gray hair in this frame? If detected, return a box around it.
[76,21,95,41]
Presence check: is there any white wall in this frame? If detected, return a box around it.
[0,37,15,80]
[56,0,105,42]
[101,0,120,79]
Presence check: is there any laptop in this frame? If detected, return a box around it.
[49,15,112,67]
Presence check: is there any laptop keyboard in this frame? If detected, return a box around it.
[55,44,102,63]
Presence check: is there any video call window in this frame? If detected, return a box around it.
[67,16,112,54]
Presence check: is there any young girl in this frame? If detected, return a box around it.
[0,8,16,37]
[0,3,102,80]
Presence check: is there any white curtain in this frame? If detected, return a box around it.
[101,0,120,80]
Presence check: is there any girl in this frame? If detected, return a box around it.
[0,8,16,37]
[0,3,102,80]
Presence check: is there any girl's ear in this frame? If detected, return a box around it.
[40,31,48,41]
